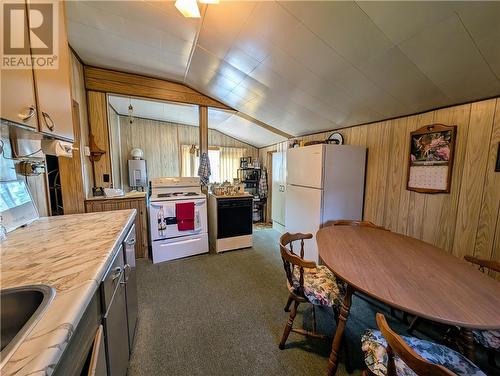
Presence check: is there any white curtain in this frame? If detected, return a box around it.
[219,147,246,183]
[181,145,246,183]
[181,145,198,177]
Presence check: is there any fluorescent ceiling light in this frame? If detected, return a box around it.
[175,0,200,18]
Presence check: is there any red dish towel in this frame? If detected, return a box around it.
[176,202,195,231]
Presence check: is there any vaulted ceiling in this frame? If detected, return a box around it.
[67,1,500,142]
[107,95,286,147]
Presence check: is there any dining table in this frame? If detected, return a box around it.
[316,225,500,376]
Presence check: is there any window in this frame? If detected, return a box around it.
[181,145,246,183]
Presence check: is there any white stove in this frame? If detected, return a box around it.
[149,177,208,263]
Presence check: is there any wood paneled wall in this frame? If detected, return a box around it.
[117,115,259,190]
[259,98,500,271]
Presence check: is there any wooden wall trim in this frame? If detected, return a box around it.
[59,100,86,214]
[87,91,111,188]
[84,66,232,110]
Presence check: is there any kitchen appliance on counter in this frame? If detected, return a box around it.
[0,180,39,233]
[128,162,147,192]
[285,144,366,262]
[208,193,253,253]
[149,177,208,263]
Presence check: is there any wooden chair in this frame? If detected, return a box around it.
[279,232,346,350]
[362,314,485,376]
[464,255,500,366]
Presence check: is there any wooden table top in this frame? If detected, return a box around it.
[316,226,500,330]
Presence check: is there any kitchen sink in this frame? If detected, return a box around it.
[0,285,55,369]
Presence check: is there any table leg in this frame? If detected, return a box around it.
[460,328,475,362]
[327,285,354,376]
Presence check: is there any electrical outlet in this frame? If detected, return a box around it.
[84,146,91,157]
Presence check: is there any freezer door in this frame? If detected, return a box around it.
[285,184,322,262]
[286,144,324,189]
[272,152,286,226]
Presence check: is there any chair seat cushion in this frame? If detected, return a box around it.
[473,329,500,350]
[288,265,346,307]
[361,329,486,376]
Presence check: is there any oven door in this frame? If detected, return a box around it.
[150,198,207,241]
[217,198,253,239]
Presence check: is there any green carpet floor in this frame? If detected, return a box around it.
[128,228,497,376]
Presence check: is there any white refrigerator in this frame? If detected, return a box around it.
[285,144,366,261]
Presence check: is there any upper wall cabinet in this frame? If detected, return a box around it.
[1,0,74,142]
[30,0,74,141]
[0,2,37,129]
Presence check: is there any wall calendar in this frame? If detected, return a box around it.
[407,124,456,194]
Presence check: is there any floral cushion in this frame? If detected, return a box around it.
[361,329,486,376]
[473,329,500,350]
[288,265,346,307]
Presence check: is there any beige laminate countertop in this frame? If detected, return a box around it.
[84,191,147,201]
[0,210,136,375]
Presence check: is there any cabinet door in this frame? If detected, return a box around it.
[0,1,37,128]
[30,0,74,141]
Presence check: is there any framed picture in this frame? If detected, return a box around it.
[407,124,456,193]
[496,143,500,172]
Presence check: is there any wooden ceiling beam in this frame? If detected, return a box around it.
[234,111,293,139]
[83,66,232,110]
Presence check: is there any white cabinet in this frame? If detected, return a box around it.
[30,0,74,141]
[0,1,37,129]
[272,151,286,232]
[0,0,74,141]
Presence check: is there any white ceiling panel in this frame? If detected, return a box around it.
[209,109,287,148]
[357,47,450,112]
[399,15,500,102]
[68,1,500,145]
[281,1,394,65]
[109,95,199,126]
[454,2,500,80]
[356,1,456,45]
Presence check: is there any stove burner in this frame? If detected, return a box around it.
[157,192,199,198]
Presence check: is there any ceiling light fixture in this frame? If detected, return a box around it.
[199,0,219,4]
[175,0,201,18]
[128,100,134,124]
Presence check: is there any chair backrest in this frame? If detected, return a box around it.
[375,313,456,376]
[323,219,388,230]
[279,233,316,296]
[464,255,500,273]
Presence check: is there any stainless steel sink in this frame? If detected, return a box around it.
[0,285,55,369]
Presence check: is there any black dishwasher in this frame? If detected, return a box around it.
[217,198,253,239]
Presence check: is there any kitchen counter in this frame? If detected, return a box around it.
[0,210,136,375]
[209,192,254,199]
[85,191,147,201]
